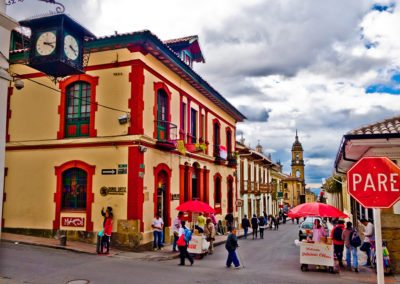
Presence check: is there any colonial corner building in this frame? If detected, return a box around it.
[3,14,245,248]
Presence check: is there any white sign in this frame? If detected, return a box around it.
[299,242,334,266]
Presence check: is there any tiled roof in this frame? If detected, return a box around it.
[346,116,400,136]
[163,35,198,45]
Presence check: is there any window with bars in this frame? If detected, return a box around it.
[62,168,87,210]
[65,81,91,137]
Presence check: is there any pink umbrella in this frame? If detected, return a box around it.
[176,200,215,213]
[287,202,348,218]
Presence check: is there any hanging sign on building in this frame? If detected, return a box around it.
[62,217,85,227]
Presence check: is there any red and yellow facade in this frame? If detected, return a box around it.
[4,31,245,246]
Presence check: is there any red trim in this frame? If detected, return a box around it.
[153,82,172,139]
[6,87,13,142]
[213,173,222,214]
[128,146,144,231]
[53,160,95,231]
[128,61,145,134]
[204,169,210,203]
[227,175,234,214]
[58,74,99,139]
[179,94,184,140]
[198,168,204,202]
[179,165,185,204]
[153,163,172,227]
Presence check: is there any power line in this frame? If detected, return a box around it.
[16,74,130,114]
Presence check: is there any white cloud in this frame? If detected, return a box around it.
[6,0,400,186]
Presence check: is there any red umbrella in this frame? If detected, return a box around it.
[176,200,215,213]
[287,202,348,218]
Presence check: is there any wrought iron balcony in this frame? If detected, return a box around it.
[227,152,237,166]
[154,120,178,150]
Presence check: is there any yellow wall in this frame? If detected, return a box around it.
[5,146,128,231]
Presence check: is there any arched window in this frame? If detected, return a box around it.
[62,168,87,210]
[213,120,220,157]
[296,170,301,178]
[65,82,91,137]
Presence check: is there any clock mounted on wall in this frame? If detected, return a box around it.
[20,14,95,78]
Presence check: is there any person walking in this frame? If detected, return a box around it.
[251,214,259,239]
[204,218,216,254]
[151,212,164,250]
[331,220,346,268]
[342,221,359,272]
[241,215,250,239]
[258,215,266,239]
[225,228,240,269]
[177,220,194,266]
[97,206,113,254]
[274,214,280,230]
[360,218,374,267]
[172,211,183,252]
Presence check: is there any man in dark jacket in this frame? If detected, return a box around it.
[225,213,234,233]
[241,215,250,239]
[251,214,259,239]
[225,228,240,268]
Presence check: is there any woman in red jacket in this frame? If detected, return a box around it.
[101,206,113,254]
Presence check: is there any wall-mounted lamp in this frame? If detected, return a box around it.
[14,78,24,90]
[118,113,130,124]
[138,145,147,153]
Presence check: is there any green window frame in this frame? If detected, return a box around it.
[65,81,91,137]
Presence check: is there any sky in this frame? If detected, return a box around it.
[6,0,400,190]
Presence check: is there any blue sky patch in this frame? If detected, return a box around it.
[366,73,400,95]
[371,2,396,12]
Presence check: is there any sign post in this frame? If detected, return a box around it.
[347,157,400,284]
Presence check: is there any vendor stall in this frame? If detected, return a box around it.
[188,234,210,258]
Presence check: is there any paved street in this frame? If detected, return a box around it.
[0,223,389,284]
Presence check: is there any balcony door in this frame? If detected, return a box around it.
[157,89,169,141]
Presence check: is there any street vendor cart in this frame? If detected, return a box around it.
[300,241,335,273]
[188,234,210,259]
[288,202,348,274]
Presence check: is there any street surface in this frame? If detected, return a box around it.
[0,223,374,284]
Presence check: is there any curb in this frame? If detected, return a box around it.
[1,239,97,255]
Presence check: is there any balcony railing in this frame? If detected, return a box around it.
[227,152,237,166]
[155,120,178,150]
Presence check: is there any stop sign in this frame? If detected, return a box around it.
[347,157,400,208]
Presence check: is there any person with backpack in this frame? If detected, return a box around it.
[225,227,240,269]
[251,214,259,239]
[330,219,345,268]
[177,220,194,266]
[258,215,266,239]
[342,221,359,272]
[241,215,250,239]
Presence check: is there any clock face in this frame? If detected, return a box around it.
[36,31,57,56]
[64,34,79,61]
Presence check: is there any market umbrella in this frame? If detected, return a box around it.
[287,202,348,218]
[176,200,215,213]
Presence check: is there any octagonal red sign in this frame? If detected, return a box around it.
[347,157,400,208]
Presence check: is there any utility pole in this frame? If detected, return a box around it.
[0,2,18,236]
